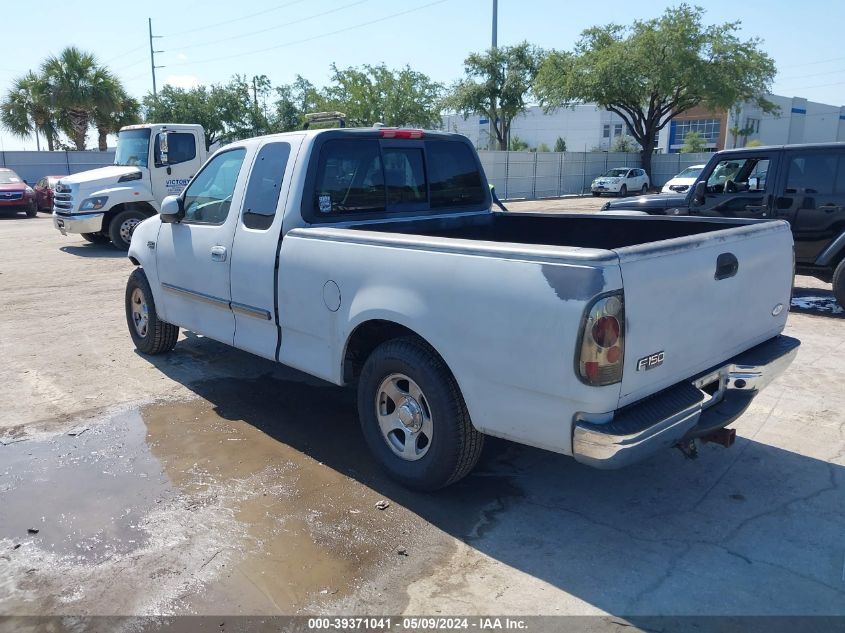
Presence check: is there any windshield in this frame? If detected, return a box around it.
[114,129,151,168]
[603,168,628,177]
[677,166,704,179]
[0,170,22,184]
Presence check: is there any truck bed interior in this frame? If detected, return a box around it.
[354,212,757,251]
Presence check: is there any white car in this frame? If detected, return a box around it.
[591,168,649,197]
[661,164,706,194]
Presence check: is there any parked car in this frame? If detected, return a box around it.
[124,125,799,490]
[591,168,649,197]
[661,164,705,194]
[53,123,207,249]
[601,142,845,307]
[33,175,63,213]
[0,168,36,217]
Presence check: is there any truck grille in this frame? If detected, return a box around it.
[53,183,75,212]
[0,192,23,201]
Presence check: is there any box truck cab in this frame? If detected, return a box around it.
[53,123,207,249]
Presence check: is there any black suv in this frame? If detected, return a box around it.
[602,143,845,306]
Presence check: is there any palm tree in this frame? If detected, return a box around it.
[0,71,59,151]
[41,47,121,150]
[93,87,141,151]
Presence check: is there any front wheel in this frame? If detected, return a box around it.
[832,259,845,308]
[641,184,648,195]
[81,232,110,244]
[617,185,627,197]
[357,337,484,490]
[25,205,37,217]
[109,209,147,250]
[125,268,179,355]
[591,192,600,197]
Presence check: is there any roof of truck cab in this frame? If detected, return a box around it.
[719,141,845,154]
[119,123,205,131]
[227,127,470,145]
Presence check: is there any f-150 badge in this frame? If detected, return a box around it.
[637,351,665,371]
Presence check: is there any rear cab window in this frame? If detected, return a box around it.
[304,133,488,221]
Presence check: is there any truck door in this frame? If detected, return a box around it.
[155,146,249,345]
[229,136,303,360]
[774,149,845,265]
[151,130,201,204]
[690,152,778,219]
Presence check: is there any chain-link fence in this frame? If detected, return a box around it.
[0,151,115,184]
[478,151,712,199]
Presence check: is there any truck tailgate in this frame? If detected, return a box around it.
[615,220,794,408]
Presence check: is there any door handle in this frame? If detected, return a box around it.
[820,205,842,213]
[715,252,739,280]
[210,245,227,262]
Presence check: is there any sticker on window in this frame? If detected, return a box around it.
[318,194,332,213]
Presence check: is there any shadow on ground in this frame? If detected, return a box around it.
[138,333,845,619]
[59,244,124,258]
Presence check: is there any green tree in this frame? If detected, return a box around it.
[93,87,141,151]
[611,135,638,152]
[727,104,757,148]
[443,42,541,150]
[509,135,529,151]
[553,136,567,152]
[537,142,551,152]
[273,75,323,131]
[745,138,763,147]
[680,130,707,153]
[534,4,777,177]
[321,63,443,128]
[42,47,124,150]
[1,71,59,151]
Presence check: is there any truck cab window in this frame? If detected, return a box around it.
[427,141,485,208]
[154,132,197,167]
[706,157,769,194]
[182,148,246,225]
[242,142,291,230]
[384,148,426,205]
[785,154,837,195]
[315,140,385,214]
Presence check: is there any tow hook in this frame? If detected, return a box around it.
[702,427,737,449]
[676,439,699,460]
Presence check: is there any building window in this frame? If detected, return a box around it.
[614,123,623,137]
[669,118,721,151]
[602,124,610,139]
[745,118,760,134]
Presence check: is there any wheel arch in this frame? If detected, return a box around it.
[102,201,158,232]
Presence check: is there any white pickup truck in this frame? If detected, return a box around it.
[124,126,800,490]
[53,123,207,249]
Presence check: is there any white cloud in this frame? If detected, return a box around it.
[176,53,188,62]
[164,74,200,89]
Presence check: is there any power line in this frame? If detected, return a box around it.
[164,0,453,68]
[777,67,845,82]
[103,44,147,65]
[779,55,845,69]
[161,0,311,38]
[166,0,369,54]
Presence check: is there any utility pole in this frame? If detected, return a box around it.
[491,0,498,49]
[148,18,165,98]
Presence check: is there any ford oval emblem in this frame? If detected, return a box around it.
[772,303,784,316]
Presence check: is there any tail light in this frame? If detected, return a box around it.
[577,292,625,386]
[379,128,424,139]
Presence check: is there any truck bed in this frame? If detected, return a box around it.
[354,212,761,251]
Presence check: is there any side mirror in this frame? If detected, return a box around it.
[155,131,169,167]
[160,195,183,223]
[692,180,706,205]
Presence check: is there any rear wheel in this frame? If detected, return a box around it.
[832,259,845,308]
[618,185,627,197]
[641,184,648,195]
[25,204,37,217]
[125,268,179,355]
[109,209,146,250]
[81,232,110,244]
[357,337,484,490]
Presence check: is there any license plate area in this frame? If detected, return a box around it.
[693,369,727,410]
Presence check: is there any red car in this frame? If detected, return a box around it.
[0,168,36,217]
[33,175,64,213]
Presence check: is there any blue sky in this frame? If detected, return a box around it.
[1,0,844,150]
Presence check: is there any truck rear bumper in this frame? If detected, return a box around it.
[572,335,800,469]
[53,211,104,235]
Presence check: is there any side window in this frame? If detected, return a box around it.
[706,157,769,194]
[36,178,45,188]
[155,132,197,166]
[426,141,485,208]
[836,156,845,194]
[785,153,836,195]
[383,147,426,205]
[315,140,385,214]
[242,142,291,230]
[182,148,247,225]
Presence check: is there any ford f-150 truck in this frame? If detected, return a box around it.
[601,143,845,306]
[124,126,800,490]
[53,123,207,250]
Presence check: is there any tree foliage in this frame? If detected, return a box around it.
[443,43,541,150]
[0,71,58,151]
[611,135,638,152]
[509,135,530,151]
[534,4,777,175]
[680,130,707,152]
[553,136,567,152]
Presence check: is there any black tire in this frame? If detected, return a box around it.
[641,184,648,195]
[109,208,147,251]
[592,192,600,197]
[833,259,845,308]
[617,184,627,198]
[357,337,484,491]
[81,232,110,244]
[125,268,179,355]
[25,205,37,217]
